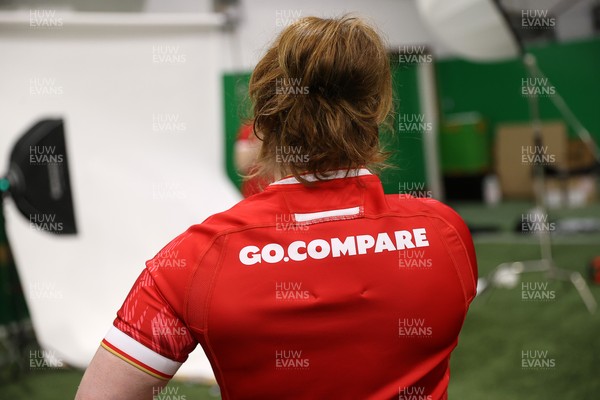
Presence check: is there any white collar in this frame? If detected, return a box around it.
[269,168,372,186]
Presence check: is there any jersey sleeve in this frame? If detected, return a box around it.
[101,269,196,380]
[102,225,215,380]
[386,194,478,302]
[426,199,478,303]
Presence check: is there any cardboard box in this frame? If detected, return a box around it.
[495,121,567,199]
[496,124,598,204]
[566,139,596,171]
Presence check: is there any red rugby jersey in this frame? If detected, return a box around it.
[102,168,477,400]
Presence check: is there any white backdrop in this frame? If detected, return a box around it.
[0,18,240,380]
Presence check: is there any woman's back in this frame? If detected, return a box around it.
[111,169,476,399]
[77,15,477,400]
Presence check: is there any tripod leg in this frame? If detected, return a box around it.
[570,272,597,314]
[544,268,597,314]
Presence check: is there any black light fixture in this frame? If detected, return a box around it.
[1,119,77,234]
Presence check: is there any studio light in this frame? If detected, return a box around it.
[1,118,77,234]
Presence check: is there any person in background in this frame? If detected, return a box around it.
[76,15,477,400]
[234,122,270,197]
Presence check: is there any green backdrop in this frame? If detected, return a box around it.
[223,73,252,190]
[436,37,600,141]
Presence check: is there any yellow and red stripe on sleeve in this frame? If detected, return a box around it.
[101,326,182,380]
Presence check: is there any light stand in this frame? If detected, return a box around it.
[415,0,599,313]
[484,54,597,314]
